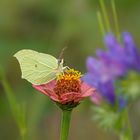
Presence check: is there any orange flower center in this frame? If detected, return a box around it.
[54,69,82,95]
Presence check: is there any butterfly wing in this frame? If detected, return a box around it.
[14,49,59,85]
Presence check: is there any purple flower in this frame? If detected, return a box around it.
[98,80,116,105]
[123,32,140,71]
[118,95,127,110]
[82,74,116,105]
[102,32,140,72]
[96,49,127,78]
[83,32,140,109]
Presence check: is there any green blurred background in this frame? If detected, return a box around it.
[0,0,140,139]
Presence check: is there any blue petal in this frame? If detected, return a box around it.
[86,57,101,73]
[104,33,126,61]
[82,73,99,87]
[123,32,140,71]
[118,95,127,110]
[98,80,116,105]
[97,49,127,78]
[104,33,118,50]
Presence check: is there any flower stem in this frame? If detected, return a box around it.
[0,66,27,140]
[97,11,106,37]
[99,0,111,32]
[119,109,133,140]
[60,110,72,140]
[21,129,26,140]
[126,109,133,140]
[111,0,120,41]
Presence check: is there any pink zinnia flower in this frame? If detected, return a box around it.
[33,69,96,108]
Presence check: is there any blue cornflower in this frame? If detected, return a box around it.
[123,32,140,71]
[83,32,140,109]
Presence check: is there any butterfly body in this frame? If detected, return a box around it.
[14,49,67,85]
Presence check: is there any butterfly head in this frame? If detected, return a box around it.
[56,59,64,73]
[58,59,64,68]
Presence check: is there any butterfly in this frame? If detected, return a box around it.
[14,49,68,85]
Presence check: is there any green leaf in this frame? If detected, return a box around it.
[0,65,27,140]
[120,72,140,100]
[92,106,119,131]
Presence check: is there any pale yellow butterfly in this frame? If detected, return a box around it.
[14,49,68,85]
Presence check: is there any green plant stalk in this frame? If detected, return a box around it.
[99,0,111,32]
[18,112,27,140]
[97,11,106,37]
[60,110,72,140]
[111,0,120,41]
[0,68,27,140]
[119,109,133,140]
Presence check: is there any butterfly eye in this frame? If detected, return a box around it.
[58,59,62,65]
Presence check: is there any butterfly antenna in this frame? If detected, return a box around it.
[58,46,67,60]
[58,46,67,65]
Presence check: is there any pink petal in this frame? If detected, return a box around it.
[90,91,102,105]
[49,95,60,102]
[33,80,98,105]
[33,80,56,92]
[59,92,81,104]
[32,80,59,101]
[33,84,47,95]
[57,82,97,104]
[81,82,96,97]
